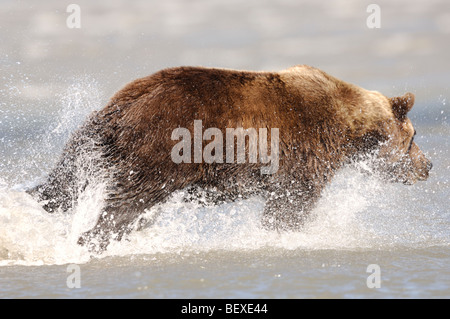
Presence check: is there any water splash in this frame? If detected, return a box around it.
[0,78,448,266]
[0,180,106,266]
[49,77,103,147]
[0,150,448,266]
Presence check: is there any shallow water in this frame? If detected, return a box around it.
[1,0,449,298]
[1,248,449,299]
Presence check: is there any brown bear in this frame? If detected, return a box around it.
[29,65,432,253]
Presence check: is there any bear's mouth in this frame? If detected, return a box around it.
[402,179,416,185]
[376,167,420,185]
[400,167,431,185]
[375,155,433,185]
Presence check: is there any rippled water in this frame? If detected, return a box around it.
[1,0,449,298]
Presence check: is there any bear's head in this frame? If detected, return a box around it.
[357,92,432,185]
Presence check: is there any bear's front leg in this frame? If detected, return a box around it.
[77,207,128,254]
[261,182,320,231]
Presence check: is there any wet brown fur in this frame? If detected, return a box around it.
[29,65,432,253]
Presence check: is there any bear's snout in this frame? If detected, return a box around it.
[407,142,432,182]
[417,159,432,181]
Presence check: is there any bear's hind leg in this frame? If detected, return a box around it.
[77,180,182,254]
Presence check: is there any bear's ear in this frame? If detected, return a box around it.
[390,92,415,121]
